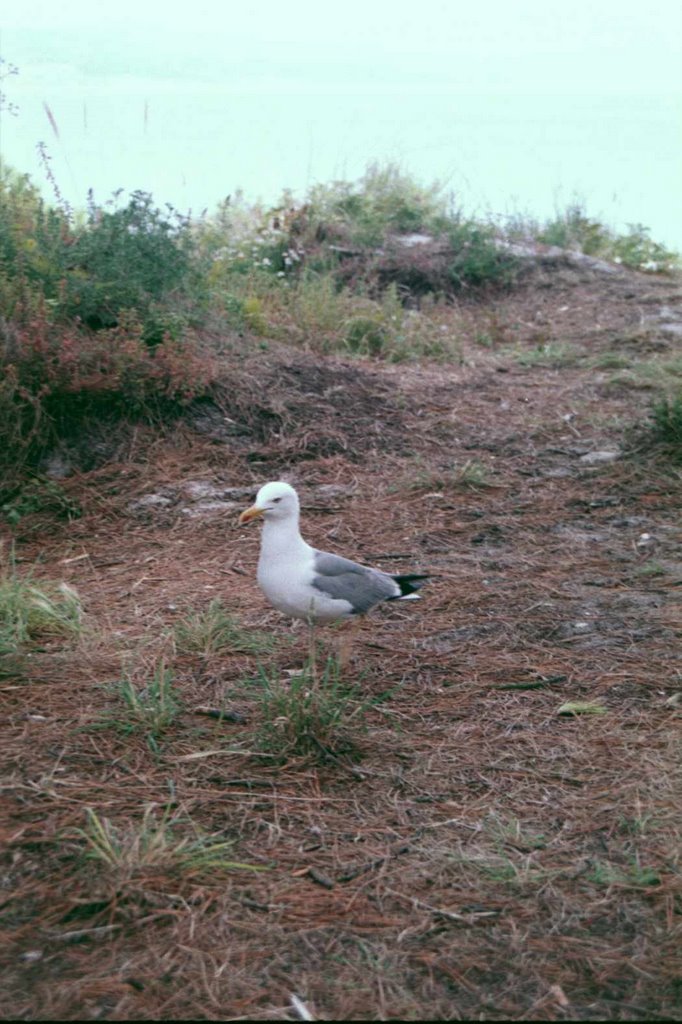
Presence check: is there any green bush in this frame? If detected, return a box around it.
[0,166,69,318]
[0,172,201,342]
[610,224,679,272]
[306,163,450,247]
[62,190,198,341]
[522,202,679,272]
[344,315,388,355]
[196,164,517,303]
[446,218,517,290]
[536,203,609,254]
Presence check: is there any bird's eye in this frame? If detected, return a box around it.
[272,497,282,503]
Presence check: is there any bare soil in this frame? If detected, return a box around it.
[1,262,681,1020]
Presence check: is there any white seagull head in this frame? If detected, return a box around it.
[239,480,300,525]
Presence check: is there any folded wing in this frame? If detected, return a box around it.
[312,551,399,614]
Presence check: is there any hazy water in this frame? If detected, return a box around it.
[3,68,681,249]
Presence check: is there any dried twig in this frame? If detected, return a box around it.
[290,993,315,1021]
[385,887,500,924]
[337,843,412,883]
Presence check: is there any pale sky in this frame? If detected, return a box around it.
[2,0,681,245]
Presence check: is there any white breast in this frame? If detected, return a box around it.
[257,555,353,622]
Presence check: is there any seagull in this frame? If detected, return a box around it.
[238,481,429,629]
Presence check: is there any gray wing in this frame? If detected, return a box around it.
[312,550,398,614]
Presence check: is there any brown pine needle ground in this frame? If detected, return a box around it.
[1,264,681,1020]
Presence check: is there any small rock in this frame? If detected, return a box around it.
[392,233,435,248]
[609,515,649,528]
[180,482,254,502]
[180,500,239,518]
[19,950,44,963]
[659,323,682,338]
[557,620,596,638]
[43,454,74,479]
[567,251,621,275]
[129,493,173,510]
[636,532,656,550]
[654,306,682,322]
[220,486,256,500]
[313,484,356,500]
[181,480,223,500]
[579,450,622,465]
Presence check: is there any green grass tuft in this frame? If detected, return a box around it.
[105,659,180,750]
[649,393,682,459]
[72,805,265,884]
[173,599,274,657]
[2,476,82,525]
[0,555,83,656]
[249,654,371,763]
[516,342,580,369]
[394,458,494,493]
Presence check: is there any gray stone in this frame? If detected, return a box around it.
[181,480,223,500]
[180,500,240,518]
[392,233,436,248]
[579,450,622,465]
[134,493,173,508]
[313,483,356,500]
[659,323,682,338]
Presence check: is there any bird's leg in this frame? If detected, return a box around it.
[307,618,318,684]
[337,616,361,674]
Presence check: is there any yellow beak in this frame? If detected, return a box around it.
[239,504,265,525]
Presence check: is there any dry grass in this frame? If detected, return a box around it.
[1,262,681,1020]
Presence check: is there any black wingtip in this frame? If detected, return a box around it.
[391,573,430,598]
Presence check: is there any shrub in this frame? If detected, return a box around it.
[61,190,198,340]
[197,164,519,311]
[196,191,291,287]
[610,224,679,272]
[0,173,202,342]
[9,308,215,408]
[517,201,680,272]
[344,315,388,355]
[0,304,218,499]
[536,203,609,254]
[306,163,450,248]
[0,165,70,319]
[445,218,518,290]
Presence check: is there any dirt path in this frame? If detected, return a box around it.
[1,264,681,1020]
